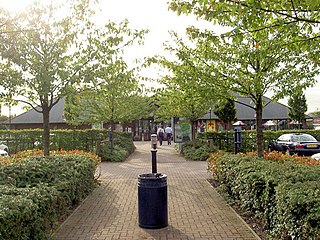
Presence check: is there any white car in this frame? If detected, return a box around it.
[0,149,8,157]
[0,143,9,156]
[0,143,8,151]
[311,153,320,160]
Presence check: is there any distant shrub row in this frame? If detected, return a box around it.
[209,153,320,239]
[180,140,215,161]
[0,151,100,240]
[198,129,320,153]
[0,129,135,161]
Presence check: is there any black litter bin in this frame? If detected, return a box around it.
[138,173,168,229]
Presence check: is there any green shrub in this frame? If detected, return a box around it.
[0,184,63,240]
[274,181,320,239]
[215,154,320,239]
[96,134,135,162]
[0,152,99,240]
[0,129,134,154]
[181,140,213,161]
[98,145,129,162]
[0,194,39,240]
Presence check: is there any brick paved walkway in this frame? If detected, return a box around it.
[54,142,260,240]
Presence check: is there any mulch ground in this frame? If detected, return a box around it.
[207,179,268,240]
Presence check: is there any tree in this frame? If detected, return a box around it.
[65,20,149,151]
[213,98,236,130]
[0,114,9,130]
[169,0,320,59]
[155,27,319,156]
[0,0,95,155]
[309,109,320,118]
[150,33,214,140]
[168,0,320,156]
[182,29,318,156]
[288,89,308,129]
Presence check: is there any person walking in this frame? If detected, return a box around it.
[165,125,172,145]
[157,126,164,146]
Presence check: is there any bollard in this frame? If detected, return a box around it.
[151,149,157,173]
[151,133,157,150]
[138,134,168,229]
[151,134,157,173]
[234,126,242,154]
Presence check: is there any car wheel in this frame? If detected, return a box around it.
[268,146,273,152]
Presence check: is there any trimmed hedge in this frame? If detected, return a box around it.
[198,129,320,153]
[0,129,135,162]
[181,140,214,161]
[0,152,99,240]
[276,181,320,239]
[0,185,63,240]
[96,133,135,162]
[214,154,320,239]
[0,129,133,155]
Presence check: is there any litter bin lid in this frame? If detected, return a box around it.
[138,173,167,180]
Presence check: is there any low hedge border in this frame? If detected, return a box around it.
[198,129,320,153]
[211,153,320,239]
[180,140,215,161]
[0,129,133,155]
[0,151,100,240]
[96,133,136,162]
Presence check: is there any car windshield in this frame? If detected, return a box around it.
[292,134,317,142]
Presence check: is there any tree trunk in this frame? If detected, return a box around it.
[110,121,114,153]
[42,103,50,156]
[256,96,264,157]
[192,120,196,140]
[191,120,196,147]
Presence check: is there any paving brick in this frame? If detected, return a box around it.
[54,142,260,240]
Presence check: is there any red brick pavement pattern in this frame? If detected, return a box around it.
[54,142,260,240]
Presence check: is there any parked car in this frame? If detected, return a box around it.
[311,153,320,160]
[0,149,8,157]
[268,133,320,156]
[0,142,8,157]
[0,142,8,154]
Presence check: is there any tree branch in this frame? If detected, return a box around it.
[15,99,43,113]
[226,0,320,24]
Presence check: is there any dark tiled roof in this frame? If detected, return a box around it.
[9,95,311,125]
[235,96,289,120]
[10,98,65,124]
[201,96,291,120]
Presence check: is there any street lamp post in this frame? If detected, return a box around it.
[208,108,213,150]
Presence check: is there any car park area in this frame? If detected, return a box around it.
[268,133,320,156]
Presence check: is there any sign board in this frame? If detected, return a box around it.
[173,117,191,143]
[206,120,215,132]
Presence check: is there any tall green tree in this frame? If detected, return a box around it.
[155,28,318,155]
[169,0,320,58]
[0,0,95,155]
[65,20,149,151]
[213,98,236,130]
[288,89,308,129]
[168,0,320,156]
[151,33,213,140]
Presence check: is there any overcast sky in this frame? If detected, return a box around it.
[1,0,319,115]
